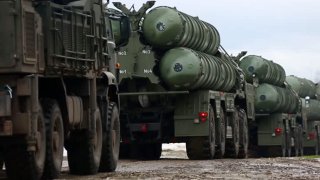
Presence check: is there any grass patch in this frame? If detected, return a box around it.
[302,155,320,159]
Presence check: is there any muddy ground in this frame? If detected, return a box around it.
[57,144,320,180]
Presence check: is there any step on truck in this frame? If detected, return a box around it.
[0,0,130,179]
[112,1,255,160]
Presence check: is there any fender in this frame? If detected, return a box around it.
[99,71,119,107]
[100,71,117,86]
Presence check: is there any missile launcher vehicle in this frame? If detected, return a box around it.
[286,76,320,155]
[113,1,254,160]
[0,0,130,179]
[239,55,303,157]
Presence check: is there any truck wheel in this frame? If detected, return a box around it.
[41,99,64,179]
[214,107,226,159]
[225,110,240,158]
[238,109,248,158]
[99,102,120,172]
[5,105,46,180]
[67,109,102,175]
[186,105,215,160]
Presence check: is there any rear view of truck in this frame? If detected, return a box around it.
[113,1,254,160]
[239,55,303,157]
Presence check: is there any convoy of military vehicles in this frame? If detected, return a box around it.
[0,0,319,179]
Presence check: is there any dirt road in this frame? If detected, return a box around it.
[58,144,320,180]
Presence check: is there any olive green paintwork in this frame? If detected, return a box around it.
[239,55,286,86]
[113,1,155,31]
[244,82,256,120]
[256,113,296,146]
[36,0,118,76]
[301,98,320,121]
[142,6,220,55]
[255,83,299,114]
[0,1,121,178]
[112,1,158,84]
[0,0,121,133]
[302,121,320,147]
[316,84,320,100]
[110,18,122,45]
[114,2,253,147]
[117,31,159,84]
[106,8,130,47]
[160,47,237,91]
[174,90,234,137]
[286,75,316,99]
[0,0,42,73]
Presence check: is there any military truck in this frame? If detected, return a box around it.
[112,2,255,160]
[0,0,129,179]
[286,75,320,155]
[239,55,304,157]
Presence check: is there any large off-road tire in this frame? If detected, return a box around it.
[225,110,240,158]
[41,99,64,179]
[67,109,102,175]
[214,107,226,159]
[99,102,120,172]
[4,105,46,180]
[186,105,215,160]
[238,109,249,159]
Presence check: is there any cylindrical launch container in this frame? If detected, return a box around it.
[255,83,299,114]
[160,47,237,91]
[142,6,220,55]
[286,75,316,99]
[301,98,320,121]
[239,55,286,86]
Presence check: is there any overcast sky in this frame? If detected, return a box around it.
[108,0,320,82]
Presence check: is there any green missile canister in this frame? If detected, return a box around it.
[301,98,320,121]
[159,47,237,91]
[316,83,320,100]
[286,75,316,98]
[142,6,220,55]
[239,55,286,86]
[255,83,299,114]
